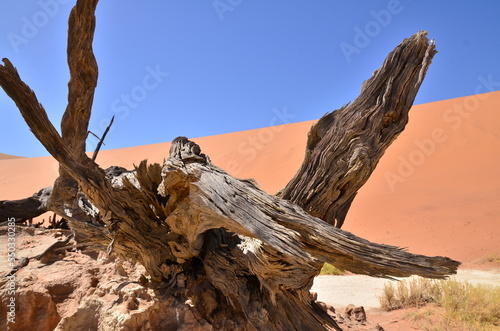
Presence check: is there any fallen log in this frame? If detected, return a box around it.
[0,187,52,222]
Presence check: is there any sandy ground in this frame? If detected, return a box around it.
[312,269,500,310]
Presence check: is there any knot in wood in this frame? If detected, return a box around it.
[169,136,207,164]
[382,110,399,127]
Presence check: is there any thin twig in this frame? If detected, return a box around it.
[52,242,93,252]
[2,257,29,278]
[34,233,74,261]
[87,131,105,143]
[92,115,114,161]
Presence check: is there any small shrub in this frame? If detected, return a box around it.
[319,263,344,275]
[379,276,441,310]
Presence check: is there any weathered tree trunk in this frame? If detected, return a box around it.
[0,1,459,330]
[278,32,437,228]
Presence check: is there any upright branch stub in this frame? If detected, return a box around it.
[279,31,437,228]
[62,0,99,157]
[169,136,209,164]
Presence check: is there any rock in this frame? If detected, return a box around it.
[0,228,212,331]
[325,304,336,318]
[0,288,60,331]
[345,304,367,323]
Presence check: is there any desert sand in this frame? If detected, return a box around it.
[1,91,499,329]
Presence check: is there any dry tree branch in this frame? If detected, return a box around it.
[279,32,437,228]
[62,0,99,157]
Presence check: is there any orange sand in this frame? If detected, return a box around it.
[1,91,499,267]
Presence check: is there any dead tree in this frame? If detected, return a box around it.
[0,1,459,330]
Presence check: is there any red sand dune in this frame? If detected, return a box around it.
[0,153,24,160]
[1,91,499,267]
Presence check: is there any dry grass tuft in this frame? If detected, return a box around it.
[379,276,500,330]
[379,276,441,311]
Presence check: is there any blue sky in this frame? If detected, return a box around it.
[1,0,499,157]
